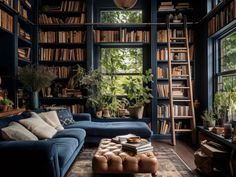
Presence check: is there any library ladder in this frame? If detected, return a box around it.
[166,15,196,145]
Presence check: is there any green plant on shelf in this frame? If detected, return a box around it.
[201,108,217,129]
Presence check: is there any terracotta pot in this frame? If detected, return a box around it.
[96,110,103,118]
[102,109,111,118]
[128,105,144,119]
[2,105,8,112]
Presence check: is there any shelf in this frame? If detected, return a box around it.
[18,36,32,46]
[40,97,86,104]
[157,42,194,46]
[157,8,194,14]
[39,24,86,30]
[174,116,193,119]
[174,129,192,132]
[41,11,86,16]
[0,26,14,35]
[94,42,150,47]
[0,1,17,15]
[156,22,195,28]
[18,15,34,26]
[39,43,86,48]
[39,60,86,65]
[18,57,31,64]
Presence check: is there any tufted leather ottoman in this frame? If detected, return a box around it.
[92,139,159,176]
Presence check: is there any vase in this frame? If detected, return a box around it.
[128,105,144,119]
[31,91,39,109]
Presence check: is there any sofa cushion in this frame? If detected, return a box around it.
[49,137,78,168]
[1,122,38,141]
[65,121,152,138]
[38,111,64,131]
[53,128,86,144]
[19,112,57,139]
[56,109,75,126]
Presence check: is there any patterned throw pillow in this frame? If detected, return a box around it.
[56,109,75,126]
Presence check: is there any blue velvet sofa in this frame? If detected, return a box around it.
[0,112,152,177]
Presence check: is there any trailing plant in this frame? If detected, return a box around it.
[18,65,57,92]
[0,98,14,107]
[122,69,153,107]
[67,65,86,89]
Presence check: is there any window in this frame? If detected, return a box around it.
[100,10,142,23]
[100,48,143,95]
[216,31,236,91]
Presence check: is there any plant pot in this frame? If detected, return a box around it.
[96,110,103,118]
[1,105,8,112]
[203,120,216,129]
[31,91,39,109]
[128,105,144,119]
[102,108,110,118]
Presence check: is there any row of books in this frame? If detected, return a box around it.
[0,10,13,32]
[47,66,72,79]
[158,1,192,12]
[18,5,28,19]
[39,14,86,25]
[157,104,170,118]
[18,26,31,41]
[40,48,86,61]
[157,46,194,60]
[157,29,194,43]
[1,0,13,8]
[18,47,31,60]
[157,67,168,78]
[94,30,150,43]
[159,120,170,134]
[208,0,236,36]
[42,1,85,13]
[39,31,86,43]
[173,105,190,116]
[157,84,169,97]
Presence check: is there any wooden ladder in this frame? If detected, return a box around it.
[166,15,196,146]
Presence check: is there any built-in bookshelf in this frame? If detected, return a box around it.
[37,0,87,112]
[208,0,236,36]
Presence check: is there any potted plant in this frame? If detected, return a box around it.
[122,69,153,119]
[201,108,217,129]
[18,65,57,109]
[0,98,14,112]
[214,91,236,125]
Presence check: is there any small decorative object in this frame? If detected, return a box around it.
[127,136,141,143]
[96,110,103,118]
[102,108,111,118]
[224,123,232,139]
[0,98,14,112]
[18,65,57,109]
[113,0,137,10]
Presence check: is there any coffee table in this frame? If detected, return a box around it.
[92,139,159,176]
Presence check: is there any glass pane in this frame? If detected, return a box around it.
[220,31,236,72]
[100,10,142,23]
[101,48,143,74]
[218,74,236,92]
[102,75,142,95]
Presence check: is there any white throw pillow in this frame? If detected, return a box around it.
[1,122,38,141]
[19,112,57,139]
[38,111,64,131]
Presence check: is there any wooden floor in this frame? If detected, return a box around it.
[152,139,197,170]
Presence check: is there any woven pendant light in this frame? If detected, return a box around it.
[113,0,137,9]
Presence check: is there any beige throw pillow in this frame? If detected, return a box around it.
[38,111,64,131]
[1,122,38,141]
[19,112,57,139]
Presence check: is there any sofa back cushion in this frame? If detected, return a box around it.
[19,112,57,139]
[38,111,64,131]
[56,109,75,126]
[1,121,38,141]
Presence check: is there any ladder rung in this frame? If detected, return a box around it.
[172,75,189,77]
[171,47,187,50]
[172,87,190,89]
[173,99,191,102]
[175,129,192,132]
[170,37,186,40]
[171,62,188,65]
[174,116,193,119]
[171,50,188,53]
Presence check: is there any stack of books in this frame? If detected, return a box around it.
[122,139,153,154]
[111,134,137,143]
[158,1,175,12]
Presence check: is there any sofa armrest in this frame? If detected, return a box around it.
[73,113,91,121]
[0,140,59,177]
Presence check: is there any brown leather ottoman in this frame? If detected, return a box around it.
[92,139,159,176]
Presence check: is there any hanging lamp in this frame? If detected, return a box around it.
[113,0,138,10]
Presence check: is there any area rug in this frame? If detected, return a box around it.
[66,147,199,177]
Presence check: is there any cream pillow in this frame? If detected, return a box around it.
[1,122,38,141]
[38,111,64,131]
[19,112,57,139]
